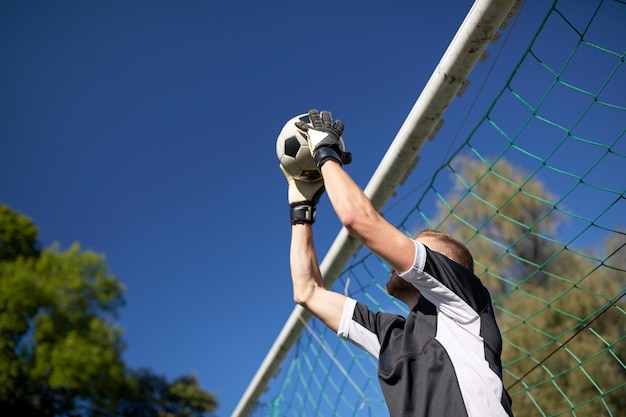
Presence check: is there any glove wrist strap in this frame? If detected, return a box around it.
[314,146,342,168]
[290,203,316,225]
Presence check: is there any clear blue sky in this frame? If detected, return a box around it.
[3,1,611,415]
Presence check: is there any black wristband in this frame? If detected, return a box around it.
[290,203,316,225]
[314,146,343,168]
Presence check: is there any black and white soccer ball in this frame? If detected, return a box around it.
[276,113,345,182]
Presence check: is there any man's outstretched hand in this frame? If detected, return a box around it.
[296,109,352,168]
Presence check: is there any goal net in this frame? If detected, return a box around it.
[237,0,625,415]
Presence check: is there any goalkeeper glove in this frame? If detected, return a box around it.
[280,164,324,225]
[295,109,352,168]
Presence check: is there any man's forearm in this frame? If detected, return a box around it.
[290,224,324,305]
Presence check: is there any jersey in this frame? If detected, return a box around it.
[337,240,513,417]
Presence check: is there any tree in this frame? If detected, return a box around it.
[499,236,626,416]
[0,205,40,261]
[117,369,218,417]
[431,157,625,416]
[433,157,562,297]
[0,205,218,416]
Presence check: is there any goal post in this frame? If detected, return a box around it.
[231,1,520,416]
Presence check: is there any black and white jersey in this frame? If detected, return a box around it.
[337,240,513,417]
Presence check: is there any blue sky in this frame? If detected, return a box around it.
[2,1,610,415]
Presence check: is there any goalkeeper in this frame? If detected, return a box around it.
[280,109,514,417]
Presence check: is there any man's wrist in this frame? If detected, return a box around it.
[314,146,343,168]
[290,203,316,225]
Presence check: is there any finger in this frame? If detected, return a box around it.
[320,111,333,128]
[295,121,309,132]
[334,120,344,135]
[308,109,322,127]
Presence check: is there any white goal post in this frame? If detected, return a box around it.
[231,1,519,415]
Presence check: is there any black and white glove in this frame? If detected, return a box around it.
[280,164,324,225]
[295,109,352,168]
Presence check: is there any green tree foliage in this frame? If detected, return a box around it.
[117,369,218,417]
[0,245,129,415]
[0,205,40,261]
[432,157,626,416]
[434,157,562,297]
[0,205,217,416]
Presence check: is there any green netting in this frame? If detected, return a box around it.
[251,1,625,415]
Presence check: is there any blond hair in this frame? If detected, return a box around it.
[416,229,474,272]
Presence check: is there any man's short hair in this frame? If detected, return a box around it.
[416,229,474,273]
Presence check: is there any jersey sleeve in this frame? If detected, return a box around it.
[337,298,381,358]
[337,297,404,359]
[399,240,490,324]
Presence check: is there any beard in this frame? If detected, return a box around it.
[386,272,420,302]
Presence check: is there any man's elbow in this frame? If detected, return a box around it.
[293,292,308,307]
[337,206,376,238]
[293,283,317,308]
[336,205,361,232]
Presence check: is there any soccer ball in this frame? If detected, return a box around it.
[276,113,346,181]
[276,114,321,182]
